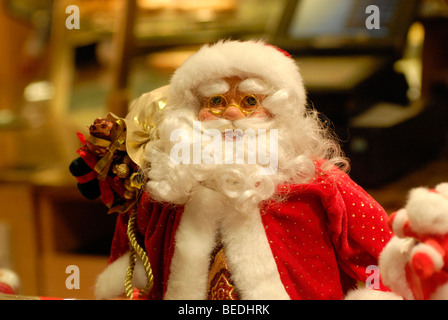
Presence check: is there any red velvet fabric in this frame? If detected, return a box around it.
[108,165,393,299]
[108,194,183,299]
[260,167,392,299]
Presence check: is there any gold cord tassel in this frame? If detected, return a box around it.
[125,209,154,299]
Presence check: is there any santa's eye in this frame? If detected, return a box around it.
[207,95,227,115]
[242,95,259,109]
[209,95,224,106]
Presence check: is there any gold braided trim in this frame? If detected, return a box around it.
[125,209,154,299]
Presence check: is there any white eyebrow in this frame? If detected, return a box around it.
[197,79,230,97]
[238,78,270,94]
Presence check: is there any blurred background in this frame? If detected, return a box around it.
[0,0,447,299]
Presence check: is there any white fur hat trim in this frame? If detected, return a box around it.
[167,40,306,114]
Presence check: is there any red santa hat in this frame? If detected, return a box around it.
[167,39,307,114]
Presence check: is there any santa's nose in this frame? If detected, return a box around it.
[221,104,245,120]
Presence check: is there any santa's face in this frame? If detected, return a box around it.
[186,76,279,175]
[144,71,323,208]
[142,41,341,208]
[197,76,272,122]
[144,75,284,207]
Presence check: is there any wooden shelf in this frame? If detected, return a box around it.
[0,180,117,299]
[0,183,38,296]
[33,183,117,299]
[39,253,109,299]
[0,115,118,299]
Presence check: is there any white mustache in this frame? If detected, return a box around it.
[200,117,276,133]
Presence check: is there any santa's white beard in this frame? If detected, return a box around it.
[143,112,316,214]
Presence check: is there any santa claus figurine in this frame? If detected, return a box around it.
[73,40,400,300]
[379,183,448,300]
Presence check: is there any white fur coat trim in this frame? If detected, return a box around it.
[164,185,289,300]
[94,252,147,300]
[345,287,403,300]
[163,186,223,299]
[219,202,290,300]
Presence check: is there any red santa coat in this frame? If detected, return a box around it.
[106,163,392,300]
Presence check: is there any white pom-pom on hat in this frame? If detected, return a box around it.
[435,183,448,198]
[405,186,448,235]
